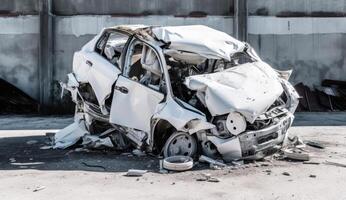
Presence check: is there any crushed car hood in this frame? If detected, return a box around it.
[152,25,246,61]
[184,61,284,123]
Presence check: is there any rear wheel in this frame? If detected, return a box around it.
[163,131,197,158]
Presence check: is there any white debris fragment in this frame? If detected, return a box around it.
[132,149,146,157]
[33,186,46,192]
[26,140,38,145]
[53,117,88,149]
[40,146,52,150]
[125,169,147,177]
[283,148,310,161]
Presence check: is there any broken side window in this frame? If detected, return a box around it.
[96,31,129,68]
[124,41,164,93]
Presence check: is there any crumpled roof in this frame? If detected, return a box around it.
[151,25,246,61]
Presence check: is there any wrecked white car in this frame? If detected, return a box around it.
[57,25,299,162]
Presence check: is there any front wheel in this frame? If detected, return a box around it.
[163,131,197,158]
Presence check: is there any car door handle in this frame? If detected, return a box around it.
[86,60,93,67]
[114,86,128,94]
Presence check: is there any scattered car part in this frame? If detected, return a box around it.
[304,140,325,149]
[283,148,310,161]
[282,172,291,176]
[82,135,114,149]
[33,186,46,192]
[53,116,88,149]
[163,156,194,171]
[199,155,227,167]
[196,173,220,182]
[125,169,148,177]
[287,136,306,148]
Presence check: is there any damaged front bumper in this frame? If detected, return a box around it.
[208,113,293,161]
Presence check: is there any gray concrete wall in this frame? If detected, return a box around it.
[247,0,346,87]
[0,16,39,99]
[249,0,345,16]
[52,0,233,15]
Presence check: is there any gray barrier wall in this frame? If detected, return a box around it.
[248,0,346,87]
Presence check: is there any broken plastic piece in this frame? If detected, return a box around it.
[125,169,147,177]
[54,118,88,149]
[283,148,310,161]
[163,156,194,171]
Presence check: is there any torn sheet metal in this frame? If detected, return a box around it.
[54,119,88,149]
[184,61,284,123]
[73,51,121,114]
[82,135,114,149]
[153,98,206,132]
[152,25,245,61]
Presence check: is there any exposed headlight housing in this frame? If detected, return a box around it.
[225,112,246,136]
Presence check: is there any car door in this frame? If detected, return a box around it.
[109,40,165,133]
[73,30,129,114]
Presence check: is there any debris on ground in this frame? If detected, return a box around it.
[283,148,310,161]
[309,174,317,178]
[33,186,46,192]
[282,172,291,176]
[163,156,193,171]
[132,149,146,157]
[81,161,106,171]
[260,162,270,167]
[125,169,147,177]
[199,155,227,168]
[26,140,38,145]
[287,136,306,148]
[303,161,320,165]
[8,158,16,163]
[231,160,245,166]
[324,161,346,168]
[196,173,220,183]
[304,140,325,149]
[39,145,52,150]
[82,135,114,149]
[210,163,223,170]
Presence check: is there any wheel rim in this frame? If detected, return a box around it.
[163,132,197,157]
